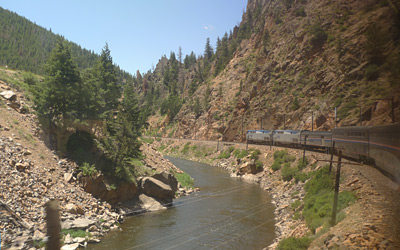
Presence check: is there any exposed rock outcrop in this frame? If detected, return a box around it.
[80,173,138,205]
[139,176,175,204]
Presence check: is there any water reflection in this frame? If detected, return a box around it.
[87,157,275,250]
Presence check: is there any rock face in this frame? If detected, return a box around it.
[80,173,137,205]
[152,172,179,192]
[140,176,175,204]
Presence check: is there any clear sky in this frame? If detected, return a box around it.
[1,0,248,75]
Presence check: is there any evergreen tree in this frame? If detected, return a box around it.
[97,84,143,182]
[96,43,121,116]
[204,37,214,61]
[33,38,81,122]
[32,38,82,147]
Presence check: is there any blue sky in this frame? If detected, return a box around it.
[1,0,248,75]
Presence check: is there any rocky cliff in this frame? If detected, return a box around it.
[146,0,400,141]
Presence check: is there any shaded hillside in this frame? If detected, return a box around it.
[144,0,400,141]
[0,7,133,81]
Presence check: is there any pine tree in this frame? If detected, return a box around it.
[96,43,121,116]
[204,37,214,61]
[97,84,143,182]
[32,38,82,148]
[33,38,81,121]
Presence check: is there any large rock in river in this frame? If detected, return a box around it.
[151,172,178,192]
[80,173,137,205]
[140,177,175,204]
[138,194,167,212]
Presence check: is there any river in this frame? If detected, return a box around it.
[86,156,275,250]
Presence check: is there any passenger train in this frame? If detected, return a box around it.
[246,123,400,182]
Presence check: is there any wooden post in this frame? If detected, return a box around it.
[329,141,336,173]
[241,117,244,142]
[335,107,337,127]
[302,135,308,164]
[311,111,314,131]
[283,114,286,130]
[392,96,395,123]
[46,199,60,250]
[331,150,342,226]
[270,133,273,150]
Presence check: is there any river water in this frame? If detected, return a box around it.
[87,157,275,250]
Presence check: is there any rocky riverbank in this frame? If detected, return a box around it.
[0,84,194,250]
[151,137,400,250]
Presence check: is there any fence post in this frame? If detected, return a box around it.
[302,135,308,164]
[331,150,342,226]
[329,141,336,173]
[46,199,60,250]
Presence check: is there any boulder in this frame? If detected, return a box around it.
[64,234,73,244]
[80,173,137,205]
[0,90,16,101]
[140,177,175,203]
[15,162,29,172]
[152,172,178,192]
[65,203,85,215]
[64,173,73,183]
[61,243,81,250]
[238,160,257,175]
[138,194,167,212]
[61,217,96,230]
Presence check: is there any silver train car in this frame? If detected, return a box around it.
[332,123,400,182]
[300,131,332,150]
[272,130,301,147]
[246,123,400,182]
[246,130,272,144]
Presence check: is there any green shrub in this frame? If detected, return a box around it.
[303,166,357,232]
[233,149,248,159]
[281,163,299,181]
[255,160,263,171]
[277,237,312,250]
[271,159,283,171]
[158,144,167,152]
[61,229,89,238]
[292,96,300,111]
[309,23,327,48]
[79,162,97,176]
[297,157,308,170]
[295,6,306,17]
[181,142,191,155]
[291,200,301,210]
[338,99,357,119]
[365,64,380,80]
[218,150,231,159]
[218,147,235,159]
[249,149,261,160]
[227,146,235,153]
[141,137,154,144]
[274,149,296,162]
[174,172,194,189]
[294,172,309,183]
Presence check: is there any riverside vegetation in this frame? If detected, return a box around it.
[151,137,398,249]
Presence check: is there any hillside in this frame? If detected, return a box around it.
[0,67,194,249]
[0,7,133,82]
[143,0,400,141]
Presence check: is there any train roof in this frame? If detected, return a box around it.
[301,130,331,135]
[273,130,301,134]
[247,130,272,133]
